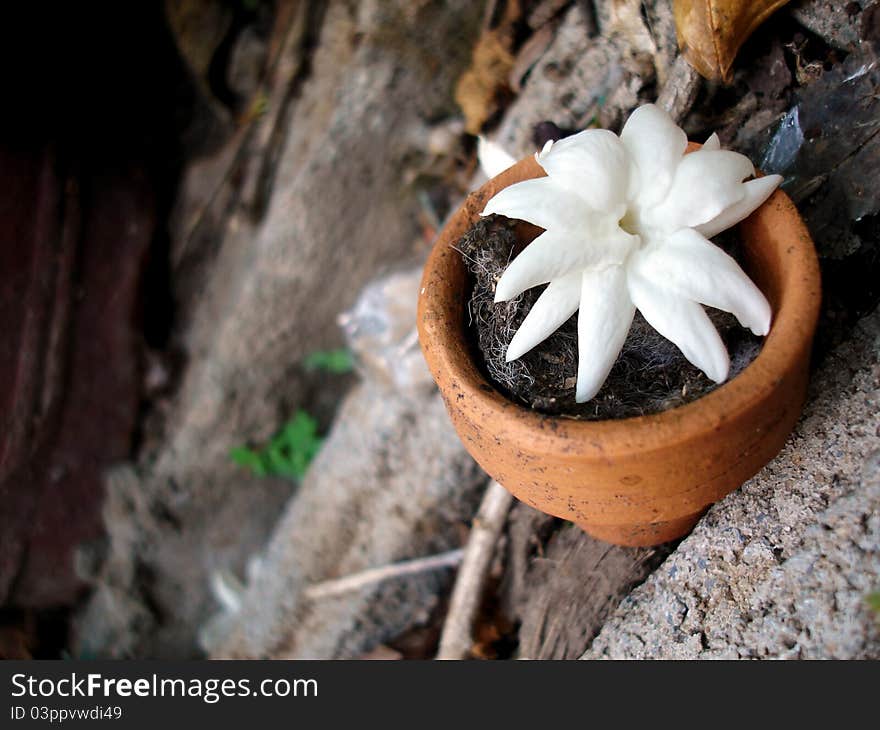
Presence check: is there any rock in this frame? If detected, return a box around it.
[493,1,674,157]
[75,462,294,658]
[790,0,865,50]
[203,267,484,659]
[204,380,484,659]
[754,53,880,260]
[582,308,880,659]
[74,0,483,657]
[338,268,433,394]
[495,4,620,155]
[741,50,880,354]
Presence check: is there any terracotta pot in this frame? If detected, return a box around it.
[417,146,821,547]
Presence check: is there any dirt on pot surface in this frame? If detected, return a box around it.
[458,215,762,419]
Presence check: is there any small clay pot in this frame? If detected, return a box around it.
[417,148,821,547]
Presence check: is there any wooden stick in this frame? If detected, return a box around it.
[657,55,702,124]
[304,549,464,601]
[436,480,514,660]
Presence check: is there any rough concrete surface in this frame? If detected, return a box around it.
[205,380,484,659]
[583,309,880,659]
[198,267,483,658]
[72,0,880,661]
[74,0,482,657]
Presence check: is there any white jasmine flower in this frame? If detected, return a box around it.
[480,104,781,403]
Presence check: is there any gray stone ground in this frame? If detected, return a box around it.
[205,381,484,659]
[583,309,880,659]
[202,268,486,659]
[495,1,677,156]
[790,0,863,51]
[75,0,880,659]
[74,0,483,658]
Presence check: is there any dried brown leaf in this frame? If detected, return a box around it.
[454,0,522,134]
[455,31,515,134]
[673,0,791,82]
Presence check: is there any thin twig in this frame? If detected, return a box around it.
[304,549,464,601]
[436,480,514,660]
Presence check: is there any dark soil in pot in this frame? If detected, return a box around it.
[457,215,763,420]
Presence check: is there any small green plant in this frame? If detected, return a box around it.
[230,410,323,480]
[302,348,355,374]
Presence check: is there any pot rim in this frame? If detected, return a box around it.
[418,152,822,460]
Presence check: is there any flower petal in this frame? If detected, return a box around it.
[505,271,581,362]
[481,177,593,231]
[695,174,783,239]
[575,266,634,403]
[703,132,721,151]
[630,228,771,335]
[646,149,755,231]
[628,269,730,383]
[620,104,688,208]
[477,135,516,179]
[494,226,637,302]
[536,128,629,214]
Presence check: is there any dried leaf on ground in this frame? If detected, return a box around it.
[456,30,515,134]
[673,0,791,81]
[455,1,522,133]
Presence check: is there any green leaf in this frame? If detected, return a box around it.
[230,446,262,470]
[302,348,355,374]
[866,591,880,617]
[229,410,323,480]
